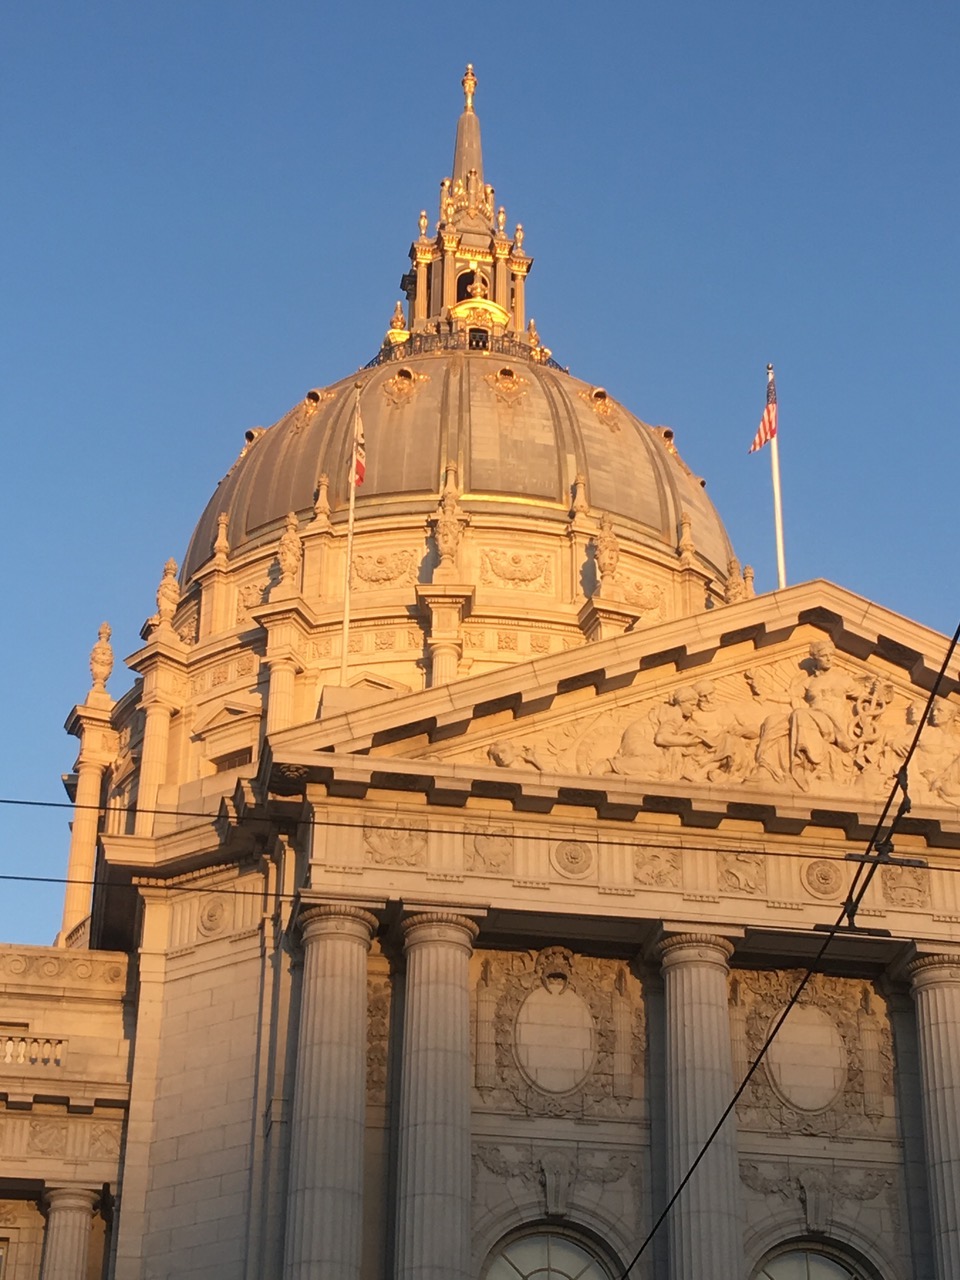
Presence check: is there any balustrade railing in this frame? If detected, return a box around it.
[0,1035,65,1067]
[364,330,565,371]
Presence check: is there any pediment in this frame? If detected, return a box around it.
[268,580,960,822]
[192,697,262,734]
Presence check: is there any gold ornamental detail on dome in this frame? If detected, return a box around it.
[382,367,430,407]
[485,367,529,405]
[578,386,622,432]
[385,300,411,346]
[449,297,510,330]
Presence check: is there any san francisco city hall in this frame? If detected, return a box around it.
[2,66,960,1280]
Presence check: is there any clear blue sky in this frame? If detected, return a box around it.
[3,2,958,944]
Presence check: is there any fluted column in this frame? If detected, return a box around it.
[658,933,744,1280]
[266,657,298,736]
[40,1187,97,1280]
[283,905,378,1280]
[396,912,479,1280]
[909,954,960,1280]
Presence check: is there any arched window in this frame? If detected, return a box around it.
[483,1229,614,1280]
[753,1243,879,1279]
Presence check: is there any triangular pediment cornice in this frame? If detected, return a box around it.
[271,580,957,756]
[262,580,960,846]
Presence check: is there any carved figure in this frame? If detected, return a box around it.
[755,641,882,791]
[593,513,620,588]
[277,512,303,584]
[690,678,760,777]
[903,699,960,802]
[610,686,712,782]
[89,622,114,692]
[725,557,746,603]
[156,558,180,625]
[487,740,545,771]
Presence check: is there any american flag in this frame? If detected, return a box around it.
[353,395,366,485]
[749,365,778,453]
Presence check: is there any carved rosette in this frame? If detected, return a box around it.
[473,947,644,1118]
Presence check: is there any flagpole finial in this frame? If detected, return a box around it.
[766,363,774,374]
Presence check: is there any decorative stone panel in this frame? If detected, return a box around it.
[472,947,644,1119]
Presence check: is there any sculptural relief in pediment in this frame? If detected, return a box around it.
[447,639,960,805]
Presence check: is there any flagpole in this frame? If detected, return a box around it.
[765,362,787,589]
[770,430,787,589]
[339,383,362,685]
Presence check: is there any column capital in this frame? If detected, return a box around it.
[44,1185,99,1215]
[299,903,378,946]
[402,911,479,953]
[908,953,960,991]
[658,932,735,972]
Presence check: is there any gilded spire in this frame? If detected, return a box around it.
[452,62,483,185]
[462,63,477,112]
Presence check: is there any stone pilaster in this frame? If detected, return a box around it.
[415,585,473,688]
[909,954,960,1280]
[40,1187,97,1280]
[134,700,172,836]
[396,911,479,1280]
[283,905,378,1280]
[658,933,744,1280]
[60,703,116,943]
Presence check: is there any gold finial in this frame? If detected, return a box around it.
[390,300,406,330]
[497,206,507,235]
[418,209,429,238]
[462,63,477,112]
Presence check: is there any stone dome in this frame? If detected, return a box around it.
[167,64,747,695]
[182,347,734,586]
